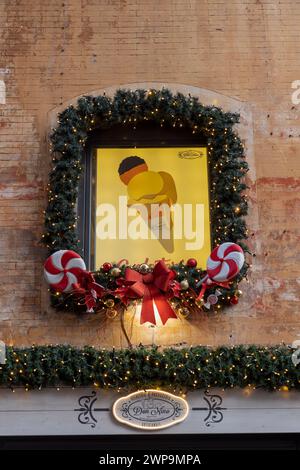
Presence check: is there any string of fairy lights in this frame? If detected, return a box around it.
[42,88,251,315]
[0,345,299,392]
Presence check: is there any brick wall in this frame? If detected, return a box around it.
[0,0,299,348]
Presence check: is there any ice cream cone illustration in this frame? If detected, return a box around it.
[118,156,177,252]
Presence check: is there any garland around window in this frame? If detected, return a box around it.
[42,88,250,319]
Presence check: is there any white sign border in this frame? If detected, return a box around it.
[112,389,190,431]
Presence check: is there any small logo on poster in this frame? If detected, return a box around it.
[113,390,189,430]
[178,149,204,159]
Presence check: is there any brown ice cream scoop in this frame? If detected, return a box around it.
[118,156,148,185]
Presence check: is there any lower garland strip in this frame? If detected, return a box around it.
[0,344,299,391]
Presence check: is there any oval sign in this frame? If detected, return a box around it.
[112,389,189,430]
[178,149,204,159]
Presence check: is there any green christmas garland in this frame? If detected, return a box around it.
[1,345,299,391]
[42,88,250,313]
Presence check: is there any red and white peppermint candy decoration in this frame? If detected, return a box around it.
[207,242,244,283]
[44,250,86,293]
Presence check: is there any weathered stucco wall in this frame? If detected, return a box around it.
[0,0,299,348]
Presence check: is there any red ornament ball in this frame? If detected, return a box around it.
[230,295,239,305]
[102,262,112,272]
[187,258,197,268]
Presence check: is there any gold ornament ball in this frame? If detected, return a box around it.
[195,298,204,308]
[105,298,115,308]
[180,279,189,290]
[106,309,118,319]
[110,267,121,277]
[178,307,190,319]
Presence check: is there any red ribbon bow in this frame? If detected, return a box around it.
[116,260,178,325]
[72,271,105,312]
[196,275,230,300]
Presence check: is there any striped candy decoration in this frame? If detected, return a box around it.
[44,250,86,293]
[207,242,245,283]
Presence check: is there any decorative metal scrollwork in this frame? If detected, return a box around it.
[203,390,226,426]
[75,391,98,428]
[74,391,109,428]
[192,390,226,427]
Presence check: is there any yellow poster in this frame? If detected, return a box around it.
[95,147,211,268]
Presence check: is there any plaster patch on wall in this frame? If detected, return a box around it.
[0,184,41,199]
[0,341,5,364]
[256,278,282,295]
[0,80,5,104]
[279,291,299,302]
